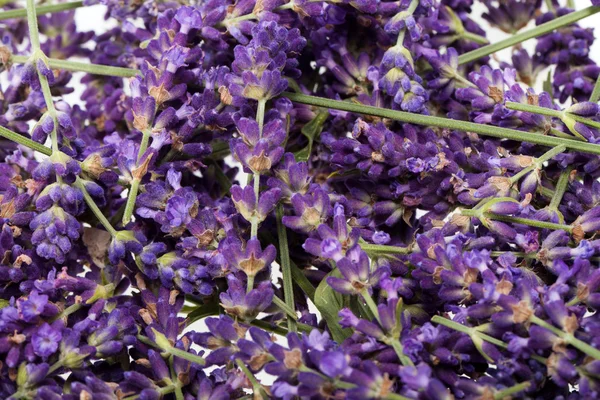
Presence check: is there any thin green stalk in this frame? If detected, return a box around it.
[137,334,207,365]
[432,316,549,365]
[122,176,141,226]
[281,92,600,156]
[249,99,267,242]
[360,243,412,255]
[360,290,382,324]
[47,360,63,375]
[530,315,600,360]
[493,382,531,400]
[51,303,82,322]
[75,178,118,236]
[389,339,414,367]
[11,54,140,77]
[276,204,296,332]
[506,101,600,131]
[0,1,83,21]
[384,394,411,400]
[549,127,580,140]
[508,145,566,184]
[168,356,184,400]
[491,251,535,259]
[236,359,269,399]
[590,75,600,103]
[549,167,572,210]
[272,296,298,321]
[217,0,323,27]
[462,208,573,232]
[457,6,600,65]
[461,30,489,45]
[123,385,176,400]
[431,316,507,348]
[0,125,51,155]
[25,0,40,50]
[395,0,419,46]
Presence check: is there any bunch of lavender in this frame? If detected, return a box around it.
[1,0,600,398]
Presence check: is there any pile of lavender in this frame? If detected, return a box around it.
[4,0,600,398]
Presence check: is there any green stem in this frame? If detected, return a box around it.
[489,212,572,232]
[0,1,83,21]
[493,382,531,400]
[122,178,141,226]
[431,316,507,348]
[590,74,600,103]
[25,0,40,50]
[530,315,600,360]
[249,99,267,243]
[549,127,580,140]
[122,128,152,226]
[138,333,207,365]
[389,338,414,367]
[51,303,82,322]
[217,0,323,27]
[271,296,298,321]
[462,209,573,232]
[168,356,184,400]
[47,360,63,375]
[236,359,269,399]
[360,290,381,324]
[506,102,600,132]
[549,167,572,210]
[457,6,600,65]
[137,129,151,162]
[11,55,140,77]
[508,145,566,184]
[276,204,296,332]
[281,92,600,156]
[384,394,411,400]
[490,251,535,259]
[0,125,51,155]
[75,178,118,236]
[123,385,176,400]
[461,30,489,45]
[360,243,412,255]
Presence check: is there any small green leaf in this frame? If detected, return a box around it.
[314,269,352,343]
[294,110,329,162]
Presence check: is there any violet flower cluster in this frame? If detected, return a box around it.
[1,0,600,398]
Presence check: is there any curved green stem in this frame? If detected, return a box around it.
[458,6,600,65]
[461,30,489,45]
[530,315,600,360]
[272,295,298,321]
[249,99,267,243]
[276,204,297,332]
[493,382,531,400]
[281,92,600,156]
[75,178,118,236]
[51,303,82,322]
[0,1,83,21]
[0,125,51,155]
[590,75,600,103]
[549,167,572,210]
[11,54,140,77]
[360,243,412,255]
[508,145,566,185]
[462,208,573,232]
[506,102,600,132]
[236,359,269,399]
